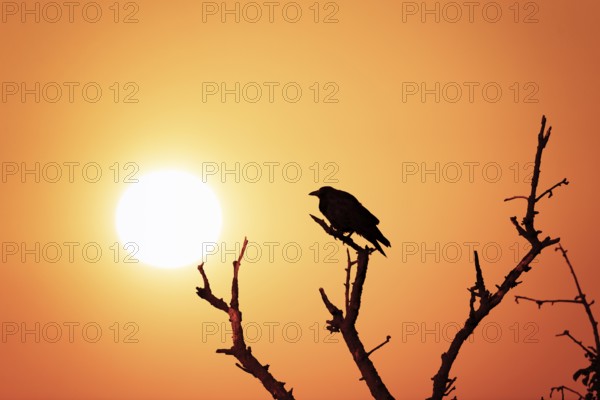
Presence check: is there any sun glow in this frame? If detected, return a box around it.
[115,170,222,269]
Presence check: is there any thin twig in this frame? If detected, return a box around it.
[504,195,529,202]
[366,336,392,357]
[536,178,569,202]
[549,385,585,399]
[515,295,586,309]
[504,178,569,203]
[556,330,597,358]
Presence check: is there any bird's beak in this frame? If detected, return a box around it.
[309,190,319,196]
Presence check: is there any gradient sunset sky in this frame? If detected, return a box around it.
[1,1,600,399]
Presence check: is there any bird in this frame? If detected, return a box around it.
[309,186,391,256]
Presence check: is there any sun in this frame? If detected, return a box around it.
[115,169,222,269]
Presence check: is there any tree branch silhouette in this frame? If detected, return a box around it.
[196,237,295,400]
[549,385,585,400]
[516,244,599,399]
[556,330,596,359]
[515,295,588,308]
[429,115,566,400]
[311,215,395,400]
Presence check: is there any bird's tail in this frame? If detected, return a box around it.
[372,240,387,257]
[377,230,391,248]
[369,226,392,257]
[371,227,391,256]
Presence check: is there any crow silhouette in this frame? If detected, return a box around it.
[309,186,391,256]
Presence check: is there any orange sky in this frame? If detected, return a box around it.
[1,1,600,399]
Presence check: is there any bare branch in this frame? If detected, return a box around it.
[556,330,597,358]
[549,385,585,400]
[310,214,367,254]
[536,178,569,202]
[429,115,564,400]
[196,237,295,400]
[517,243,599,398]
[230,238,248,311]
[235,362,253,375]
[319,288,343,333]
[505,178,569,203]
[555,245,600,356]
[345,249,357,311]
[468,251,490,317]
[504,195,529,202]
[556,244,600,400]
[444,379,457,397]
[346,248,369,325]
[313,218,395,400]
[510,215,529,238]
[196,263,228,312]
[515,295,586,309]
[473,251,486,294]
[366,336,392,357]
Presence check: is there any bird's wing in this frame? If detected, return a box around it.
[323,195,359,230]
[358,203,380,225]
[332,190,380,227]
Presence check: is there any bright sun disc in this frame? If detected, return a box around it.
[115,170,222,268]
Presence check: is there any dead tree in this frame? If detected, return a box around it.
[516,244,599,400]
[196,238,295,400]
[310,215,395,400]
[428,115,569,400]
[195,115,569,400]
